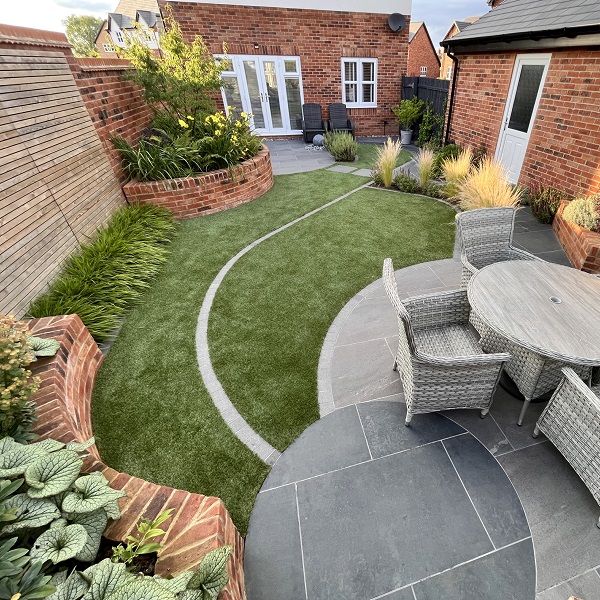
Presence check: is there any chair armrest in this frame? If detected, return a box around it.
[416,350,511,368]
[403,289,471,329]
[460,252,478,280]
[559,367,600,412]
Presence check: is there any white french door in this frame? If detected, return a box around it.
[219,55,304,136]
[496,54,551,183]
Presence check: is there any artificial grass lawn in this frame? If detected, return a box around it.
[209,187,456,450]
[336,143,412,170]
[91,169,364,534]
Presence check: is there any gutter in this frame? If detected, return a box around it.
[443,51,459,145]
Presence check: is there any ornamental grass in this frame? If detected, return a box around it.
[415,147,435,190]
[373,137,402,187]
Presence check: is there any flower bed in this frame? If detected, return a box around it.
[553,201,600,273]
[122,145,273,220]
[28,314,246,599]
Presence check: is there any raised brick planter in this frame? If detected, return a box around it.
[28,315,245,599]
[122,146,273,220]
[553,201,600,273]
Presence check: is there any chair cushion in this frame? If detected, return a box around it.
[414,324,482,358]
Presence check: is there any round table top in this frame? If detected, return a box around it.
[467,261,600,365]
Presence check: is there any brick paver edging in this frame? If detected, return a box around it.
[28,315,245,599]
[553,201,600,273]
[122,146,273,220]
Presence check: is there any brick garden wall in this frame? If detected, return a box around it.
[161,1,409,137]
[29,315,246,598]
[447,49,600,197]
[407,25,440,79]
[123,145,273,219]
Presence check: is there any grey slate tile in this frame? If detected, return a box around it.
[512,230,563,255]
[536,570,600,600]
[357,401,465,459]
[327,165,357,173]
[297,443,493,600]
[443,434,530,548]
[412,539,535,600]
[377,588,415,600]
[244,484,306,600]
[261,406,371,490]
[335,295,396,346]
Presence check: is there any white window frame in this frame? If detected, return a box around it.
[341,58,377,108]
[114,29,124,44]
[420,66,427,77]
[103,43,115,52]
[446,65,452,80]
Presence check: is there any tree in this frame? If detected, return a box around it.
[63,14,103,58]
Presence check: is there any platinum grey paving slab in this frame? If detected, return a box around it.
[356,400,465,459]
[426,258,462,286]
[351,168,373,177]
[412,539,536,600]
[244,484,306,600]
[443,434,530,548]
[512,230,564,255]
[297,442,495,600]
[376,588,415,600]
[335,295,396,346]
[532,250,572,266]
[327,164,357,173]
[498,442,600,591]
[261,405,371,491]
[536,570,600,600]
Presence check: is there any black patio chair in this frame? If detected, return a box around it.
[328,103,356,138]
[301,103,327,143]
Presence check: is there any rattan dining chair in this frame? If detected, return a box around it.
[533,367,600,528]
[456,207,540,286]
[383,258,510,426]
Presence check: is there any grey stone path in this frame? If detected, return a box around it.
[266,139,335,175]
[314,209,600,598]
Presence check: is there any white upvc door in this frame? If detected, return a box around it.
[496,54,551,184]
[219,55,304,136]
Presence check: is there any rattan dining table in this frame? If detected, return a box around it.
[467,261,600,418]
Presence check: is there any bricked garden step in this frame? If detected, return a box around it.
[29,315,245,599]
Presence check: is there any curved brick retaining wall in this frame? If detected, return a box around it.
[553,201,600,274]
[28,315,245,599]
[122,146,273,220]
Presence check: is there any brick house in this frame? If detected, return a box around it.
[407,22,439,79]
[439,17,479,80]
[159,0,411,137]
[442,0,600,196]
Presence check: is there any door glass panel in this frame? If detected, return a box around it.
[262,60,283,128]
[222,76,242,119]
[243,60,265,129]
[508,64,545,133]
[285,77,302,130]
[284,60,297,73]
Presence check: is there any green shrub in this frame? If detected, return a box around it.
[393,172,421,194]
[29,205,177,342]
[563,194,600,231]
[525,185,571,224]
[417,100,445,149]
[431,144,462,178]
[471,143,487,168]
[392,97,424,131]
[324,131,358,162]
[424,181,447,199]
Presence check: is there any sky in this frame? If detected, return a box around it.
[2,0,490,43]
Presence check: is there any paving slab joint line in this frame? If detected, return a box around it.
[196,181,373,465]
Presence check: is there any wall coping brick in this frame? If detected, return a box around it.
[28,315,245,599]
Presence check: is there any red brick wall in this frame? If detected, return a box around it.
[72,58,154,184]
[407,25,440,79]
[123,145,273,219]
[160,1,409,136]
[29,315,246,598]
[447,49,600,197]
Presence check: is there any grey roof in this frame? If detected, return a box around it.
[448,0,600,43]
[455,21,474,32]
[108,13,134,30]
[136,10,158,28]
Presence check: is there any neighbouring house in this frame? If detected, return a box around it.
[439,17,480,80]
[95,0,162,56]
[407,21,440,79]
[442,0,600,196]
[158,0,411,137]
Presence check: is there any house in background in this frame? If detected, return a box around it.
[158,0,411,138]
[439,17,479,79]
[442,0,600,196]
[407,21,439,79]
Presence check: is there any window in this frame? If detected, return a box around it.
[420,66,427,77]
[341,58,377,108]
[114,30,124,44]
[446,65,452,80]
[103,43,115,53]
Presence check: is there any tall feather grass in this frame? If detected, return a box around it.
[29,205,178,341]
[457,157,521,210]
[442,146,473,197]
[373,137,402,187]
[415,147,435,189]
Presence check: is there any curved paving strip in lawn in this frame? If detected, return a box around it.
[196,181,373,464]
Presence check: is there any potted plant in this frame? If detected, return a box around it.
[392,97,424,145]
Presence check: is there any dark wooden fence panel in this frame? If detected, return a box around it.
[401,76,449,141]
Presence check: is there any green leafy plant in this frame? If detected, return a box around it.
[0,558,55,600]
[0,316,41,443]
[28,205,178,342]
[393,172,421,194]
[392,97,424,131]
[112,509,174,566]
[323,132,358,162]
[431,143,462,179]
[525,185,571,224]
[417,100,445,149]
[372,137,402,188]
[563,194,600,231]
[26,336,60,360]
